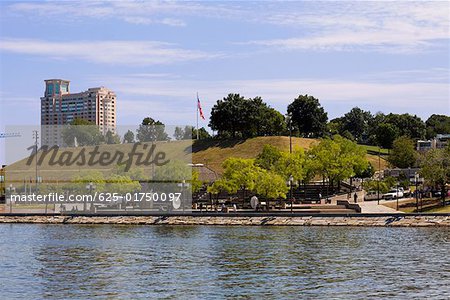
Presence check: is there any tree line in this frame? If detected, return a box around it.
[208,93,450,148]
[207,135,371,201]
[64,93,449,150]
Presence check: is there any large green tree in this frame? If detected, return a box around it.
[388,136,417,168]
[209,94,286,138]
[287,94,328,138]
[375,123,399,149]
[425,114,450,139]
[419,145,450,204]
[105,130,121,144]
[123,130,135,143]
[136,117,169,142]
[308,135,368,186]
[340,107,373,143]
[383,113,426,140]
[62,118,105,146]
[208,157,288,201]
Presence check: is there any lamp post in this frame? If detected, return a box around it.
[85,182,96,212]
[377,147,381,205]
[288,175,294,213]
[286,113,292,154]
[6,184,15,214]
[32,130,39,193]
[178,180,190,212]
[396,183,399,211]
[415,173,419,212]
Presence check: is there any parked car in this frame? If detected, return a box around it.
[364,190,382,201]
[382,189,404,200]
[398,187,411,197]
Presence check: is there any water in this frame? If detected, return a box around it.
[0,225,449,299]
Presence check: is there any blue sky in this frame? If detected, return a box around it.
[0,0,449,134]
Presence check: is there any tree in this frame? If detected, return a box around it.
[209,94,286,138]
[208,157,288,201]
[136,117,169,142]
[153,160,192,182]
[174,126,185,140]
[388,136,417,168]
[327,117,344,136]
[209,93,247,138]
[383,113,426,140]
[71,170,106,193]
[107,174,141,194]
[425,114,450,139]
[208,158,260,194]
[419,145,450,204]
[340,107,373,143]
[191,170,203,193]
[175,126,211,140]
[308,135,368,186]
[255,144,282,171]
[287,94,328,138]
[375,123,399,149]
[355,162,375,179]
[192,127,212,140]
[254,169,288,200]
[274,149,308,183]
[62,118,105,146]
[105,130,120,144]
[123,130,135,144]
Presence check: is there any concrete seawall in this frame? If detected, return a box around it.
[0,215,449,227]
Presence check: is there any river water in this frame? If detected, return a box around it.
[0,224,449,299]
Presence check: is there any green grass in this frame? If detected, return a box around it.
[423,205,450,213]
[360,145,389,156]
[192,136,388,174]
[4,136,389,179]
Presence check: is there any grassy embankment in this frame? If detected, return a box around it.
[5,136,388,179]
[192,136,388,174]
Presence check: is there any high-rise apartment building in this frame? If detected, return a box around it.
[40,79,116,146]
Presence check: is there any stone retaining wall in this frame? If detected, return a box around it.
[0,215,449,227]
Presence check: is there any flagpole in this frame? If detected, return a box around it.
[196,92,199,140]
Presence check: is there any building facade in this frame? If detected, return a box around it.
[41,79,116,146]
[416,134,450,152]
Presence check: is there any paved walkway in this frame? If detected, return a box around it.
[329,191,402,213]
[358,200,401,213]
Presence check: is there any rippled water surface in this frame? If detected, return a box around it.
[1,224,449,299]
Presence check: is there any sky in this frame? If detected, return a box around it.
[0,1,449,142]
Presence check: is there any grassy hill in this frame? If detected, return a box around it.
[4,136,388,181]
[192,136,388,174]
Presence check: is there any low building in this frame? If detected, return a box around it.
[416,134,450,152]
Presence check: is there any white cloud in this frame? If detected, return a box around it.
[7,1,237,27]
[0,38,221,65]
[96,72,449,122]
[247,1,450,53]
[7,1,449,53]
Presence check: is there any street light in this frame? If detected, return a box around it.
[6,184,15,214]
[377,147,381,205]
[286,113,293,154]
[85,182,96,212]
[178,180,190,212]
[396,183,399,211]
[415,173,419,212]
[288,174,294,213]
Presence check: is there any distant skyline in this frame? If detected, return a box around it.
[0,0,449,132]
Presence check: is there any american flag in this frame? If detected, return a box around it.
[197,95,205,120]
